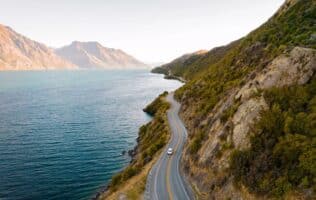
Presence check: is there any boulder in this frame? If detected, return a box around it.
[236,47,316,101]
[232,97,268,149]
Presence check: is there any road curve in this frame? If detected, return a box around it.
[144,92,194,200]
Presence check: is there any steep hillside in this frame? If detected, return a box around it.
[152,0,316,199]
[151,49,208,81]
[152,41,240,81]
[0,24,76,70]
[98,92,171,199]
[55,41,148,69]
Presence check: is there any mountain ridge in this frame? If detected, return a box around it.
[55,41,148,69]
[0,24,77,70]
[0,24,148,70]
[152,40,240,81]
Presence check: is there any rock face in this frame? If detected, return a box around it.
[179,46,316,200]
[232,97,268,149]
[258,47,316,88]
[0,24,77,70]
[230,47,315,150]
[236,47,316,101]
[55,41,148,69]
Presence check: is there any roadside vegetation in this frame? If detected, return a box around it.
[143,91,168,116]
[100,92,170,199]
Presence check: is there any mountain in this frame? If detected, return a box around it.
[0,25,147,70]
[55,41,148,69]
[0,24,77,70]
[152,44,239,81]
[104,0,316,199]
[152,49,207,80]
[153,0,316,199]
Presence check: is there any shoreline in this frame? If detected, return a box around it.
[163,74,186,83]
[92,115,149,200]
[95,90,173,199]
[152,71,186,83]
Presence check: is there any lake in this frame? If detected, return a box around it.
[0,70,182,200]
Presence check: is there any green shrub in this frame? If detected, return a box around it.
[143,91,169,116]
[122,166,139,180]
[108,92,171,191]
[230,77,316,197]
[220,100,241,122]
[189,131,205,154]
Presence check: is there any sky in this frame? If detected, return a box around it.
[0,0,285,63]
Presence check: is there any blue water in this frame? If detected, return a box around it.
[0,70,182,200]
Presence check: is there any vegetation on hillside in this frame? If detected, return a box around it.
[143,91,168,116]
[105,92,170,193]
[154,0,315,84]
[230,76,316,197]
[152,41,240,81]
[150,0,316,198]
[176,0,315,119]
[102,0,316,198]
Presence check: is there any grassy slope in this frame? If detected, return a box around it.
[99,92,170,199]
[152,0,316,198]
[152,40,240,81]
[154,0,315,84]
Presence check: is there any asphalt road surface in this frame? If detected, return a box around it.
[144,92,194,200]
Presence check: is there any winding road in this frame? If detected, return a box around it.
[144,92,194,200]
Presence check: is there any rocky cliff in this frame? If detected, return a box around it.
[153,0,316,199]
[0,24,77,70]
[178,47,315,199]
[55,41,148,69]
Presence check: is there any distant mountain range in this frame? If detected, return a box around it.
[0,24,76,70]
[0,24,148,70]
[55,41,148,69]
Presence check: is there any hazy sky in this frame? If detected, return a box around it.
[0,0,284,63]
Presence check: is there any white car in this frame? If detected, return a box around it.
[167,148,173,155]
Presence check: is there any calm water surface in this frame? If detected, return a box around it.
[0,70,182,200]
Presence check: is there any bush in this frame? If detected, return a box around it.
[108,92,171,192]
[230,77,316,197]
[189,131,206,154]
[143,92,169,116]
